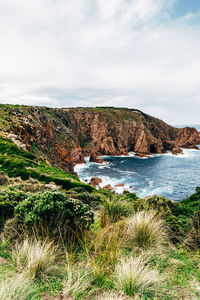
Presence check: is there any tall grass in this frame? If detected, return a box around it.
[63,262,94,298]
[84,223,123,275]
[0,274,39,300]
[114,256,161,298]
[100,195,133,226]
[124,210,168,250]
[10,238,57,279]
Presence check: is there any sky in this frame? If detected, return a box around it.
[0,0,200,125]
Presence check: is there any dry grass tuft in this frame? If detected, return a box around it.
[124,210,168,250]
[114,256,162,297]
[63,262,93,298]
[11,238,57,279]
[0,274,38,300]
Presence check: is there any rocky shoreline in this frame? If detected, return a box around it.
[0,105,199,176]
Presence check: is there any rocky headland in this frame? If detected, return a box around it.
[0,105,199,175]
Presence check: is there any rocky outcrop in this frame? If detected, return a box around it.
[0,105,199,175]
[89,177,102,187]
[103,184,113,191]
[67,108,200,158]
[90,153,104,163]
[176,127,200,149]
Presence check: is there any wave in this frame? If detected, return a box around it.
[139,185,173,198]
[174,148,200,159]
[74,163,87,173]
[117,170,136,175]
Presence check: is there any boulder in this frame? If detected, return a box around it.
[89,177,102,187]
[90,154,104,163]
[103,184,113,191]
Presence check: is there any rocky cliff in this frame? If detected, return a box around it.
[0,105,199,174]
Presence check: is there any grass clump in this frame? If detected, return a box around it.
[124,210,168,250]
[114,256,162,298]
[11,239,57,279]
[84,224,123,277]
[100,194,133,226]
[63,262,94,298]
[0,274,39,300]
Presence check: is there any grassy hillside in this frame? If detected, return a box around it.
[0,119,199,299]
[0,136,93,192]
[0,146,199,299]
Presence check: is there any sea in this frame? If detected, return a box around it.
[75,125,200,201]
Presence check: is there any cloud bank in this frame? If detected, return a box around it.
[0,0,200,124]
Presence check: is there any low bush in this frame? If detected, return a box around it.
[14,191,94,239]
[0,187,27,230]
[178,186,200,217]
[184,211,200,251]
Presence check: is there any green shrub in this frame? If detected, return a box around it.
[14,191,94,239]
[66,189,101,207]
[184,211,200,251]
[0,187,27,230]
[178,186,200,217]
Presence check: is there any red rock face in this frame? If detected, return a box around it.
[175,127,200,149]
[2,106,199,174]
[67,108,181,157]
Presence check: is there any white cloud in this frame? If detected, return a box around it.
[0,0,200,124]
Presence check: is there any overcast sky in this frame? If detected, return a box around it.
[0,0,200,125]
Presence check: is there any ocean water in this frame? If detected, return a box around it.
[75,125,200,202]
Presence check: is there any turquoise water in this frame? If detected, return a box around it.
[75,125,200,201]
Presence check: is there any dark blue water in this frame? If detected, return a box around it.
[75,125,200,201]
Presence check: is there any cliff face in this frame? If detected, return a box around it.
[0,105,199,173]
[67,108,200,158]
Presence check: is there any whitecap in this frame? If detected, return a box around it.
[74,163,87,173]
[117,170,136,175]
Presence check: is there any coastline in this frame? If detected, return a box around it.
[74,147,200,199]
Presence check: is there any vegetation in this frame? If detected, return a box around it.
[123,210,168,250]
[11,239,57,279]
[14,191,94,240]
[113,256,161,297]
[0,136,94,191]
[0,134,199,299]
